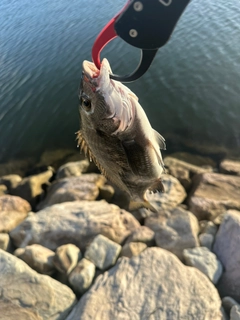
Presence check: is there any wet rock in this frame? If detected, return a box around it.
[84,234,121,270]
[0,211,28,233]
[0,184,8,195]
[164,156,213,190]
[121,242,147,258]
[66,247,222,320]
[145,207,199,260]
[11,168,54,207]
[222,297,240,315]
[53,244,82,275]
[220,159,240,176]
[0,233,11,251]
[125,226,155,246]
[0,194,31,213]
[0,174,22,191]
[56,160,90,179]
[37,174,106,209]
[213,210,240,302]
[68,258,96,295]
[14,244,55,275]
[10,201,140,251]
[231,305,240,320]
[142,174,187,213]
[199,233,214,250]
[0,249,76,319]
[188,173,240,220]
[183,247,223,284]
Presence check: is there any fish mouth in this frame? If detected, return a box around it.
[82,59,111,91]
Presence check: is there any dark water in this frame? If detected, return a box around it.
[1,0,240,164]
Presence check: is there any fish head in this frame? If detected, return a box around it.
[79,58,138,135]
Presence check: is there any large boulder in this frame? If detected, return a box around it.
[37,174,106,209]
[66,247,222,320]
[188,173,240,220]
[219,159,240,176]
[145,207,199,260]
[0,194,31,213]
[0,249,76,319]
[10,201,140,251]
[213,210,240,302]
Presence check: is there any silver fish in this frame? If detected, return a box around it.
[76,58,166,212]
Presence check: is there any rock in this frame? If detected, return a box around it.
[167,152,217,167]
[145,207,199,260]
[213,210,240,302]
[37,148,81,169]
[11,168,54,207]
[0,158,35,177]
[84,234,121,270]
[53,244,82,274]
[0,184,8,195]
[164,156,213,190]
[66,247,222,320]
[142,174,187,213]
[56,160,90,179]
[213,213,227,225]
[14,244,55,275]
[222,297,240,315]
[231,305,240,320]
[0,210,29,233]
[121,242,147,258]
[0,233,11,251]
[0,174,22,190]
[0,194,31,213]
[0,249,76,319]
[68,258,96,295]
[183,247,223,284]
[10,201,140,251]
[200,221,218,236]
[199,233,214,250]
[125,226,155,246]
[37,174,106,209]
[220,159,240,176]
[188,173,240,220]
[98,184,115,202]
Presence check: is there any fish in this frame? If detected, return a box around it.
[76,58,166,212]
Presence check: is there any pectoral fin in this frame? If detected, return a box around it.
[153,129,166,150]
[122,139,144,176]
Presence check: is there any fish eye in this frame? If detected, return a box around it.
[82,98,91,112]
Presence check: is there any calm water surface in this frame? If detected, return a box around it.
[0,0,240,163]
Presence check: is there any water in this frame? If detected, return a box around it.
[0,0,240,164]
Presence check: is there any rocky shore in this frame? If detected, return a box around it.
[0,152,240,319]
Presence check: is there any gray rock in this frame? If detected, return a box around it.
[10,201,140,251]
[0,210,28,233]
[199,233,214,250]
[14,244,55,275]
[84,234,121,270]
[188,173,240,220]
[11,168,54,207]
[53,244,82,275]
[0,174,22,190]
[121,242,147,258]
[56,160,90,179]
[37,174,106,209]
[213,210,240,302]
[231,305,240,320]
[125,226,155,246]
[200,221,218,236]
[0,249,76,319]
[183,247,223,284]
[0,194,31,212]
[0,233,11,251]
[68,258,95,295]
[66,247,222,320]
[220,159,240,176]
[145,207,199,260]
[143,174,187,212]
[222,296,240,315]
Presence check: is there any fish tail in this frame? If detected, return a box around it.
[129,200,158,213]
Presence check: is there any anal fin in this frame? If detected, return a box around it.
[148,178,165,193]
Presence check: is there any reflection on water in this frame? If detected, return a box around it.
[0,0,240,164]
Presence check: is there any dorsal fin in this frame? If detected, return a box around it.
[153,129,166,150]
